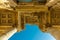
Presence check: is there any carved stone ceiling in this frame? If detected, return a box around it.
[0,0,17,9]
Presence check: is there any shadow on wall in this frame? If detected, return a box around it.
[9,24,56,40]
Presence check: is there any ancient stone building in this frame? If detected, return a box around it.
[0,0,60,40]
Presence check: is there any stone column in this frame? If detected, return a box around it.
[0,28,17,40]
[46,0,59,7]
[47,27,60,40]
[17,11,22,31]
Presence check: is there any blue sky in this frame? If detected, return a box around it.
[18,0,32,2]
[9,24,56,40]
[18,0,45,2]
